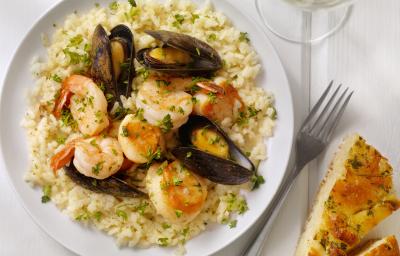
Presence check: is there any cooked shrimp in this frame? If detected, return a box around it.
[193,81,244,122]
[54,75,109,136]
[136,77,193,130]
[50,136,124,179]
[146,160,207,223]
[118,114,165,164]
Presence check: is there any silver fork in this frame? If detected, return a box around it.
[242,81,353,256]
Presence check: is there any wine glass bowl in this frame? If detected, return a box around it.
[256,0,356,43]
[283,0,356,11]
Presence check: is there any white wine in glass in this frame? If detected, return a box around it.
[256,0,356,43]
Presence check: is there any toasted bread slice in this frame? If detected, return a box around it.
[296,134,400,256]
[350,235,400,256]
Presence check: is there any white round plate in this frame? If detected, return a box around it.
[0,0,294,255]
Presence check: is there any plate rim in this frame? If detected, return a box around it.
[0,0,294,255]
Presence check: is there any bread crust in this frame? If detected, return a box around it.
[295,134,400,256]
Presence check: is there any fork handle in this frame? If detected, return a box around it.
[242,164,302,256]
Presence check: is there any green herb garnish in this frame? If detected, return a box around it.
[41,185,52,203]
[159,114,173,132]
[239,32,250,42]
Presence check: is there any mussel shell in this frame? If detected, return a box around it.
[90,24,114,97]
[110,24,136,98]
[64,164,147,198]
[137,30,222,75]
[91,24,136,109]
[179,115,255,172]
[172,147,253,185]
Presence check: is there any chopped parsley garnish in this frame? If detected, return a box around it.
[186,151,192,158]
[75,212,89,221]
[135,202,148,215]
[162,223,171,229]
[56,136,66,145]
[239,32,250,42]
[41,184,52,203]
[137,68,149,80]
[128,0,137,7]
[238,199,249,214]
[191,96,199,104]
[51,74,62,83]
[92,161,104,175]
[177,106,185,114]
[134,108,145,121]
[269,106,277,120]
[63,48,90,66]
[228,220,237,229]
[113,106,129,120]
[248,106,261,118]
[191,14,200,23]
[109,1,119,11]
[158,237,169,247]
[146,147,162,163]
[208,33,217,41]
[105,93,114,103]
[60,109,76,127]
[251,174,265,190]
[175,209,183,218]
[93,211,102,221]
[207,92,217,104]
[121,126,129,137]
[95,3,100,7]
[173,14,185,28]
[169,105,176,112]
[68,34,83,47]
[173,177,183,186]
[156,79,171,87]
[116,209,128,220]
[159,114,173,132]
[156,161,168,175]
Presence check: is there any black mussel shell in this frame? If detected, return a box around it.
[90,24,136,109]
[64,164,147,198]
[91,24,115,103]
[136,30,222,76]
[172,147,253,185]
[179,115,255,172]
[110,24,136,98]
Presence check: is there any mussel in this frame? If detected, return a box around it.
[91,24,136,109]
[137,30,222,76]
[172,115,255,185]
[64,163,146,198]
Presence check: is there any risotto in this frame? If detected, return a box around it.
[22,0,276,252]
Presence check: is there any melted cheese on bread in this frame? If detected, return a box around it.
[296,134,400,256]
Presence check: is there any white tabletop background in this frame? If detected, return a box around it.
[0,0,399,255]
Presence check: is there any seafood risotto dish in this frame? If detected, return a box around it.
[22,0,277,251]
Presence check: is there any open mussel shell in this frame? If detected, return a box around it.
[172,147,253,185]
[136,30,222,76]
[91,24,136,109]
[110,24,136,98]
[174,115,255,185]
[91,24,114,94]
[64,164,147,198]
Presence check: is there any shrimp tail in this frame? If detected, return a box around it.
[53,83,73,119]
[50,143,75,174]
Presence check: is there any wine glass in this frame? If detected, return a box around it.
[256,0,357,44]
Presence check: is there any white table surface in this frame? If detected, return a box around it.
[1,0,399,255]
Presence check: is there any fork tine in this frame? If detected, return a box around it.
[316,87,349,138]
[322,91,353,141]
[309,84,342,132]
[301,80,333,131]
